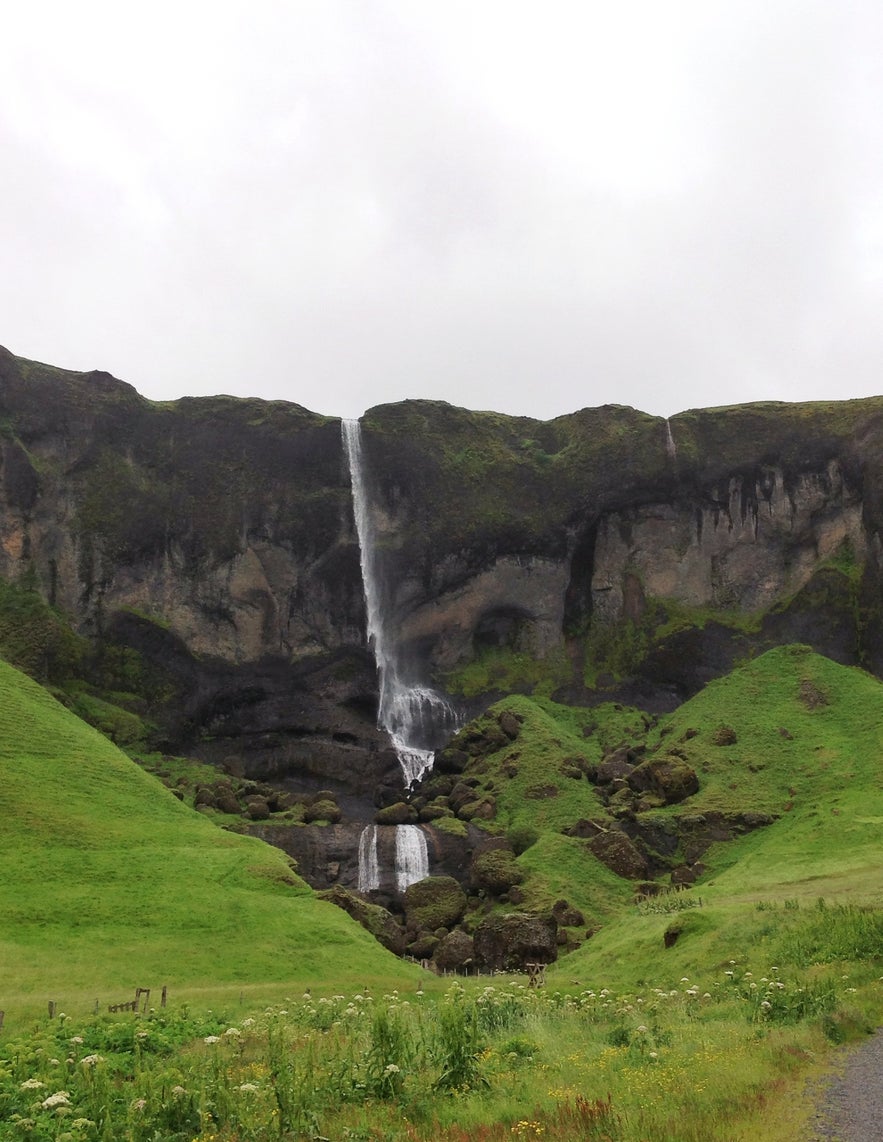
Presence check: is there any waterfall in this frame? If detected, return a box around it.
[357,825,380,893]
[664,418,678,461]
[395,825,429,891]
[341,418,461,785]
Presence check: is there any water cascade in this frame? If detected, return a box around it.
[357,825,380,893]
[341,418,461,786]
[664,418,678,462]
[395,825,429,892]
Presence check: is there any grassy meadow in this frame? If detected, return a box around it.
[3,647,883,1139]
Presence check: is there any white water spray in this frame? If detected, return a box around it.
[342,419,461,785]
[395,825,429,891]
[357,825,380,893]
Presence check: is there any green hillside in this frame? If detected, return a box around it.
[0,657,411,1013]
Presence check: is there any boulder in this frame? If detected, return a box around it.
[434,930,475,971]
[588,830,648,879]
[473,913,558,972]
[375,801,418,826]
[627,757,699,804]
[498,710,521,741]
[403,876,467,931]
[303,798,342,824]
[471,849,524,894]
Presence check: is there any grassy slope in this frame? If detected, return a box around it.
[555,645,883,987]
[0,658,414,1012]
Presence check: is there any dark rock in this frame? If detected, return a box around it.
[711,725,737,746]
[435,748,469,774]
[588,830,648,879]
[551,899,585,927]
[473,913,558,972]
[245,797,271,821]
[566,818,606,839]
[407,933,439,959]
[596,747,635,784]
[627,757,699,804]
[499,710,521,741]
[434,929,475,971]
[215,792,241,814]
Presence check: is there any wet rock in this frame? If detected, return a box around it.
[434,930,475,971]
[627,757,699,804]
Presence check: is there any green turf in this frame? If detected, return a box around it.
[0,657,413,1014]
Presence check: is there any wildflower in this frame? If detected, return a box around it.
[136,1030,149,1040]
[223,1027,241,1038]
[41,1091,71,1110]
[761,1001,772,1010]
[131,1098,147,1112]
[636,1025,648,1034]
[69,1036,84,1046]
[171,1085,187,1096]
[203,1035,220,1045]
[649,1051,658,1059]
[71,1120,95,1130]
[242,1018,255,1028]
[384,1064,401,1074]
[20,1079,46,1090]
[81,1054,103,1067]
[238,1082,259,1092]
[49,1059,59,1067]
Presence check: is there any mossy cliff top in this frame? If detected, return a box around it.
[0,347,345,567]
[360,394,883,572]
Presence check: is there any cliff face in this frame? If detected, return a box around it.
[3,345,883,796]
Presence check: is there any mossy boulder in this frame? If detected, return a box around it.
[471,849,524,893]
[303,798,342,824]
[375,801,418,826]
[403,876,467,931]
[320,886,407,955]
[627,757,699,805]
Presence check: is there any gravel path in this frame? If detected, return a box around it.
[811,1029,883,1140]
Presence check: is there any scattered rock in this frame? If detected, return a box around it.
[374,801,418,826]
[711,725,737,746]
[471,849,524,893]
[627,757,699,805]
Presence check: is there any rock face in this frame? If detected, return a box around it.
[5,345,883,806]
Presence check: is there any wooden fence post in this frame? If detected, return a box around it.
[48,1001,56,1019]
[161,986,167,1009]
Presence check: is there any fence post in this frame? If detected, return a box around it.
[48,1001,56,1019]
[161,986,167,1009]
[0,1010,5,1031]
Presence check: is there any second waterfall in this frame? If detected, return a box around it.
[342,418,461,787]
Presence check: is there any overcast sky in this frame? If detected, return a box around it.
[3,1,883,421]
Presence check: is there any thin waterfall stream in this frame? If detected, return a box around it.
[343,418,461,893]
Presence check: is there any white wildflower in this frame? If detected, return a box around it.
[69,1036,84,1046]
[223,1027,241,1038]
[41,1091,71,1110]
[238,1082,259,1092]
[81,1055,103,1067]
[384,1064,401,1074]
[20,1079,46,1090]
[131,1098,147,1112]
[203,1035,220,1045]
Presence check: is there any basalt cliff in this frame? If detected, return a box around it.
[3,345,883,919]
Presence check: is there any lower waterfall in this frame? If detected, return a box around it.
[357,825,380,893]
[395,825,429,892]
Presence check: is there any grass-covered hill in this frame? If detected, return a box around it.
[417,646,883,969]
[0,657,413,1024]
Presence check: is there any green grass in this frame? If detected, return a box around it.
[0,657,413,1024]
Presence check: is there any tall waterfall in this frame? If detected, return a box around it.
[395,825,429,892]
[342,418,461,786]
[357,825,380,893]
[664,418,678,461]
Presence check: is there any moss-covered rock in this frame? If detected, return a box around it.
[403,876,467,931]
[375,802,418,826]
[471,849,524,894]
[627,757,699,805]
